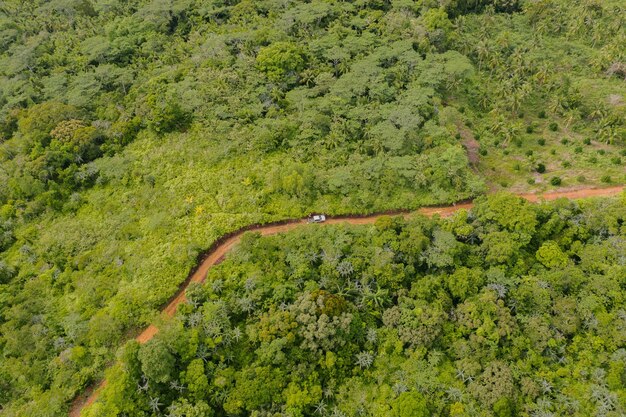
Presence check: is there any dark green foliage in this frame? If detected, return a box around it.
[537,138,546,146]
[145,97,191,134]
[0,218,14,251]
[536,163,546,173]
[549,122,559,131]
[550,176,562,186]
[0,259,14,283]
[445,0,521,16]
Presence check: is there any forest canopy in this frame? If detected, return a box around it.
[0,0,624,416]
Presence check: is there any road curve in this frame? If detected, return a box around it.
[69,185,624,416]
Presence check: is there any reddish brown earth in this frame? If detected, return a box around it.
[69,185,624,416]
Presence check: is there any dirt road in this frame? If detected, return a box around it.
[69,185,623,416]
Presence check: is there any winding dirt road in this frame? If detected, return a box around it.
[69,186,624,416]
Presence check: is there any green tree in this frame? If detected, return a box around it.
[536,240,568,268]
[256,42,306,82]
[138,338,176,384]
[391,391,429,417]
[16,101,82,148]
[446,267,484,301]
[182,358,209,401]
[145,92,192,133]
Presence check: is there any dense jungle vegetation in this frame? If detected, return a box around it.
[85,194,626,417]
[0,0,624,415]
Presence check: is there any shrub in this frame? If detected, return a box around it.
[513,162,521,171]
[598,149,605,155]
[560,138,568,145]
[455,133,461,139]
[562,161,571,168]
[601,175,612,183]
[620,149,626,157]
[550,176,562,186]
[536,163,546,173]
[549,122,558,131]
[611,157,622,165]
[538,110,546,118]
[588,156,597,163]
[479,148,488,156]
[550,149,557,155]
[503,149,509,155]
[514,138,523,147]
[527,178,535,185]
[537,138,546,146]
[525,150,533,157]
[583,138,591,145]
[526,125,533,134]
[574,146,582,154]
[577,175,586,183]
[474,133,481,140]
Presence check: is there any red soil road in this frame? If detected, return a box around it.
[69,185,624,416]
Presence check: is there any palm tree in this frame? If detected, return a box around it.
[475,40,490,72]
[314,401,327,415]
[149,396,162,414]
[361,285,389,310]
[563,108,579,129]
[355,351,374,369]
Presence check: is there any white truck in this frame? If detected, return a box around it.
[307,214,326,223]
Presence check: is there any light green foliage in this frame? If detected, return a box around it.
[535,240,568,269]
[446,267,483,300]
[391,391,429,417]
[182,359,209,401]
[256,42,306,82]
